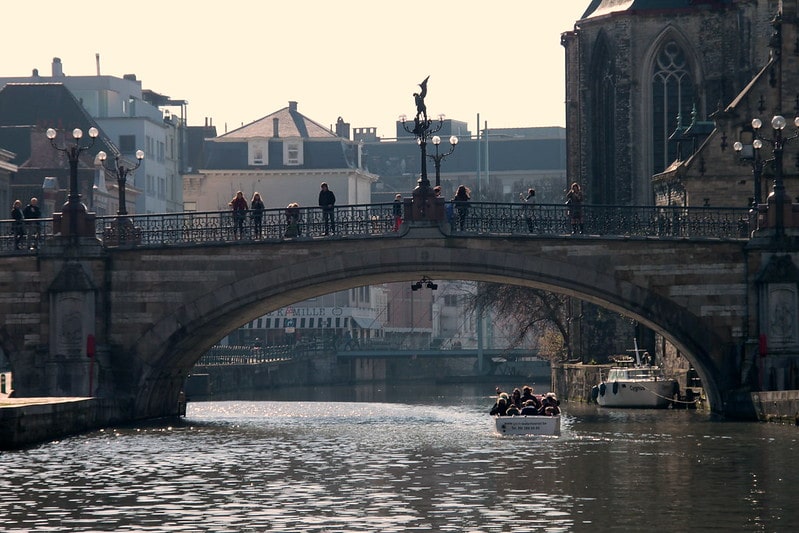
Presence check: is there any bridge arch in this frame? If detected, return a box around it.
[125,234,745,418]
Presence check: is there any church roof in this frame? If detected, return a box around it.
[581,0,725,19]
[219,101,336,139]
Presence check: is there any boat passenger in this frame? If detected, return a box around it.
[510,388,523,408]
[520,385,542,410]
[540,393,561,416]
[520,400,539,415]
[505,404,521,416]
[489,397,508,416]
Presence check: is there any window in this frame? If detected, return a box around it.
[283,140,303,166]
[248,140,268,166]
[652,40,694,173]
[119,135,136,153]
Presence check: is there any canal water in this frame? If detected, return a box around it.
[1,382,797,532]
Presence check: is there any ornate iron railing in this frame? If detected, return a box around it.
[94,203,400,247]
[0,218,54,254]
[0,202,753,253]
[195,344,295,366]
[449,202,754,239]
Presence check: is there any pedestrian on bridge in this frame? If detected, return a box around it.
[566,182,584,235]
[23,197,41,250]
[229,191,249,239]
[453,185,471,231]
[285,203,301,237]
[393,194,403,232]
[250,192,265,238]
[319,182,336,235]
[10,200,24,250]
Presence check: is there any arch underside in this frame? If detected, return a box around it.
[127,238,740,416]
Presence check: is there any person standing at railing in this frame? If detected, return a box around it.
[250,192,265,239]
[393,194,403,232]
[23,197,41,250]
[10,200,24,250]
[566,182,584,235]
[521,188,535,233]
[318,182,336,235]
[453,184,471,231]
[229,191,249,240]
[285,203,301,237]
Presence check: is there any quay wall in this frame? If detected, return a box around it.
[552,363,607,404]
[0,398,130,450]
[751,391,799,424]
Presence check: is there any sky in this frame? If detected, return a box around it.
[6,1,588,138]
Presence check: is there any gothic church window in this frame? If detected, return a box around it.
[652,40,695,172]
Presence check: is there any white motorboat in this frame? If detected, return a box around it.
[493,414,561,436]
[594,339,679,408]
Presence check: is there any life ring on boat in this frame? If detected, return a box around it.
[612,381,619,395]
[591,385,599,402]
[599,383,606,397]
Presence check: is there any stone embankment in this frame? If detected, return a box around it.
[0,397,128,450]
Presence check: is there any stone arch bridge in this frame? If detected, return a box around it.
[0,202,794,422]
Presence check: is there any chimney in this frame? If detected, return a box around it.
[289,101,297,112]
[96,53,101,76]
[52,57,63,77]
[273,118,280,138]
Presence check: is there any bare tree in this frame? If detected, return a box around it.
[466,283,571,361]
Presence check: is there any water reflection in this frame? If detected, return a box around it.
[0,383,797,532]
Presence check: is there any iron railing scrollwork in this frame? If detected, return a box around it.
[0,202,754,253]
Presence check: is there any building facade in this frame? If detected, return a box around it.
[360,124,567,204]
[185,101,377,212]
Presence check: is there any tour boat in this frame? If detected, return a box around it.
[593,340,679,408]
[493,414,561,436]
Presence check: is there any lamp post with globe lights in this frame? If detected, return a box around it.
[97,150,144,217]
[428,135,459,188]
[749,115,799,239]
[46,126,99,239]
[732,137,765,208]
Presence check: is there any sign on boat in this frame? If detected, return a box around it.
[493,415,561,436]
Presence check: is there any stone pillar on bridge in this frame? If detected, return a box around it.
[44,247,102,398]
[408,183,446,224]
[753,253,799,391]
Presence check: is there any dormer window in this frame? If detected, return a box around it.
[248,139,268,166]
[284,140,303,166]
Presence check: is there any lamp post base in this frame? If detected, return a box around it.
[53,203,96,238]
[410,184,445,222]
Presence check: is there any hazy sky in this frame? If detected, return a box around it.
[7,1,587,137]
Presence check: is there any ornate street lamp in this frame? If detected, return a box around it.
[97,149,144,216]
[749,115,799,238]
[429,135,459,188]
[732,137,765,207]
[46,126,99,238]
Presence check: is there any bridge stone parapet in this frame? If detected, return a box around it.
[1,228,796,422]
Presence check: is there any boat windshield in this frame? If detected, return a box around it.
[607,367,664,381]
